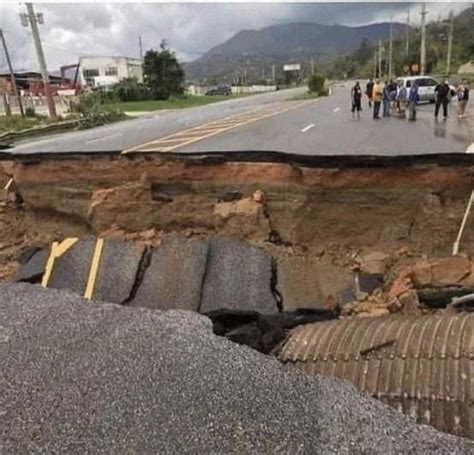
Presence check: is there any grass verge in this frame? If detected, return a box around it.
[290,91,322,101]
[114,94,251,113]
[0,115,40,134]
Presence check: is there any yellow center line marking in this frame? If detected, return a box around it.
[159,100,316,153]
[84,238,105,300]
[41,238,79,287]
[123,105,271,153]
[123,99,317,154]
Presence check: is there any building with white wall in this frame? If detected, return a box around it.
[79,56,143,88]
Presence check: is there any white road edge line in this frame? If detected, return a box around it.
[86,133,123,144]
[333,107,341,113]
[466,143,474,153]
[301,123,315,133]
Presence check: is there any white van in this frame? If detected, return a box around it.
[396,76,440,103]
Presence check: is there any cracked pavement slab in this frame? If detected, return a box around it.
[129,237,209,311]
[200,237,278,314]
[1,283,473,453]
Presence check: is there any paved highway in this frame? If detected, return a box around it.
[8,84,473,155]
[8,87,307,154]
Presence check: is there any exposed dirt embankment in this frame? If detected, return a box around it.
[1,151,474,315]
[1,152,474,250]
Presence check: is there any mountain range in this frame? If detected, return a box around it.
[185,21,407,81]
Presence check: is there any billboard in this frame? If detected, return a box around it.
[283,64,301,71]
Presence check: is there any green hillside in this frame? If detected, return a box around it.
[323,6,473,79]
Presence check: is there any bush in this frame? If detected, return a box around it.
[112,78,150,102]
[308,74,326,94]
[69,91,123,128]
[25,107,36,117]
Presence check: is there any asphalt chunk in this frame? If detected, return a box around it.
[201,237,278,314]
[13,248,49,283]
[129,237,208,311]
[1,283,472,454]
[47,237,94,295]
[94,240,145,303]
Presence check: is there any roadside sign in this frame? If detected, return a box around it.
[284,64,301,71]
[411,63,419,74]
[403,65,410,73]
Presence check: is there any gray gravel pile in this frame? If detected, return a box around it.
[1,283,472,453]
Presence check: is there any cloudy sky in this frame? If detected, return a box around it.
[0,1,469,72]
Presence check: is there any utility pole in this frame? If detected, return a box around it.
[405,7,410,56]
[139,35,143,60]
[420,2,428,75]
[0,29,24,117]
[388,16,393,79]
[373,48,377,78]
[23,3,56,118]
[271,65,275,84]
[310,57,314,75]
[378,40,382,78]
[446,10,454,76]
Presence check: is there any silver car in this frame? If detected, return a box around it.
[396,76,439,103]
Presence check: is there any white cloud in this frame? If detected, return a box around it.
[0,2,469,72]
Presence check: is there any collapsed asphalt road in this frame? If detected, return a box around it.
[2,283,473,453]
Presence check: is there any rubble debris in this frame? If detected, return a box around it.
[357,272,384,294]
[448,293,474,312]
[213,192,271,241]
[279,312,474,439]
[0,260,17,281]
[356,250,389,275]
[276,256,353,311]
[3,283,472,453]
[398,289,422,315]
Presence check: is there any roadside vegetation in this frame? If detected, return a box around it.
[291,74,329,100]
[322,8,473,79]
[114,94,248,113]
[0,115,40,134]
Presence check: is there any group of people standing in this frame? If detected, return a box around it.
[350,78,470,122]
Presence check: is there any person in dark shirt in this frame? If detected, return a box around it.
[408,82,420,121]
[382,81,391,117]
[366,78,374,107]
[456,79,470,118]
[434,80,452,119]
[351,81,363,119]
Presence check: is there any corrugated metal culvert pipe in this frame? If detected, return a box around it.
[279,312,473,439]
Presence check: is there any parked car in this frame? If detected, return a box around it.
[205,85,231,96]
[396,76,455,103]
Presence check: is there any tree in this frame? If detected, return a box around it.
[143,44,185,100]
[308,74,326,94]
[354,38,372,65]
[113,77,149,102]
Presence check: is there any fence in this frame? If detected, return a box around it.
[0,94,73,117]
[186,84,277,96]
